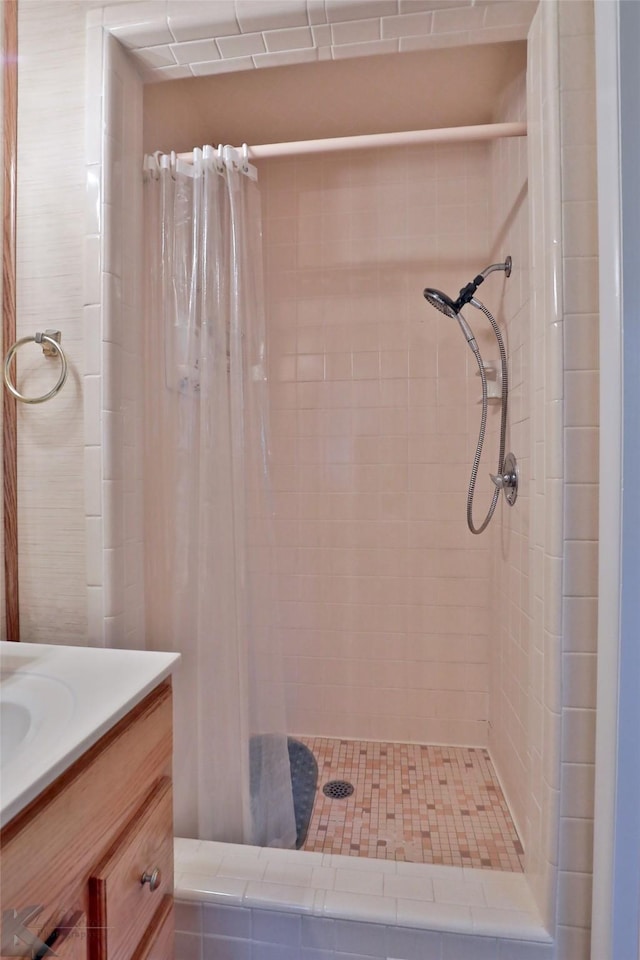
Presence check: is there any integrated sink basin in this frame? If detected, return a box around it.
[0,670,76,768]
[1,702,33,762]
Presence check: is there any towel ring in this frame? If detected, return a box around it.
[3,331,68,404]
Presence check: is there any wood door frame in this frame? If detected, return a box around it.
[2,0,19,640]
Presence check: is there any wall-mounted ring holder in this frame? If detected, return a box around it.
[3,330,68,404]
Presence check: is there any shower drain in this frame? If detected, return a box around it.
[322,780,354,800]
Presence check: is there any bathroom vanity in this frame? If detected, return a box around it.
[0,642,179,959]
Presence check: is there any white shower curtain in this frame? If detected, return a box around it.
[143,146,296,848]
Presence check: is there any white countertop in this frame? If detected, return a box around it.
[0,641,180,828]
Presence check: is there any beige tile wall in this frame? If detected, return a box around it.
[486,69,532,849]
[15,0,88,643]
[556,2,598,957]
[261,143,497,744]
[520,4,598,954]
[526,0,565,933]
[85,33,146,649]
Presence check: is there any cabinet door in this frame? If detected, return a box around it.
[89,778,173,960]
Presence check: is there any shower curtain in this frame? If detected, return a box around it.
[143,146,296,849]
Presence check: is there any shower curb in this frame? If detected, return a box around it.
[174,837,553,948]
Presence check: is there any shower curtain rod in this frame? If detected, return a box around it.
[175,121,526,163]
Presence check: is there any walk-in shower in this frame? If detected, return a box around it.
[424,259,518,534]
[134,27,538,881]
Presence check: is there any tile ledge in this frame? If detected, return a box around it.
[174,838,553,944]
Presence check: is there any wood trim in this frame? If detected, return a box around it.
[2,0,19,640]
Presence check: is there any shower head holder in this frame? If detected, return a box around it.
[454,273,485,311]
[452,256,512,313]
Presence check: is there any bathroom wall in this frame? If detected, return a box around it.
[483,14,599,952]
[83,32,146,649]
[12,0,145,648]
[15,0,89,643]
[261,143,495,745]
[556,3,599,956]
[486,69,532,849]
[525,0,564,928]
[516,4,599,954]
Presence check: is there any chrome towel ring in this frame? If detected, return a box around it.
[3,330,68,404]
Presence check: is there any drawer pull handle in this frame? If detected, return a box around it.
[141,867,161,891]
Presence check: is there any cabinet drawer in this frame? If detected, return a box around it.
[18,907,87,960]
[136,896,174,960]
[89,778,173,960]
[48,912,87,960]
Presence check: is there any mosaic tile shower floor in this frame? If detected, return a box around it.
[300,737,524,872]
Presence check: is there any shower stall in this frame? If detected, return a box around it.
[136,36,541,866]
[82,0,597,950]
[142,127,527,866]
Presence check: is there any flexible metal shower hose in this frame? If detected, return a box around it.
[466,300,509,535]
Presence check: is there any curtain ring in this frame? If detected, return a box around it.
[241,143,249,172]
[3,332,68,404]
[151,151,162,179]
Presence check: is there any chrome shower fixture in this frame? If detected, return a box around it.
[490,451,519,507]
[423,256,512,319]
[422,255,515,535]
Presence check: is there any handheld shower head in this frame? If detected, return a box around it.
[423,287,477,349]
[422,256,512,350]
[423,288,457,318]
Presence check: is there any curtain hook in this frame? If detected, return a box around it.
[192,146,203,176]
[223,144,238,170]
[241,142,249,172]
[144,151,161,180]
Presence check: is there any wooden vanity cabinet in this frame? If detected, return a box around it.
[0,681,175,960]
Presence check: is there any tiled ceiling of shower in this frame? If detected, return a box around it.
[98,0,537,82]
